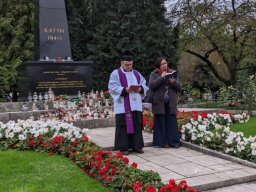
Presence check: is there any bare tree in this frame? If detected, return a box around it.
[168,0,256,85]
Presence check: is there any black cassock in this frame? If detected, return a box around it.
[114,111,144,151]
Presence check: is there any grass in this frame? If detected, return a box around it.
[229,116,256,137]
[0,150,110,192]
[193,101,256,110]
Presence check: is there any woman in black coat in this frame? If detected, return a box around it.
[148,57,181,148]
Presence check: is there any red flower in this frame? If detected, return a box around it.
[178,180,187,188]
[149,121,154,129]
[159,186,167,192]
[52,136,63,143]
[103,175,108,181]
[116,152,123,158]
[110,168,116,175]
[41,142,49,148]
[73,140,78,146]
[123,157,129,164]
[146,186,156,192]
[143,117,148,127]
[169,179,176,185]
[37,135,43,140]
[106,151,113,156]
[82,135,89,142]
[105,161,111,167]
[131,162,137,169]
[98,167,108,175]
[95,155,103,161]
[133,182,142,192]
[97,149,104,156]
[28,140,36,146]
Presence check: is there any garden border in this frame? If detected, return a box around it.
[181,140,256,191]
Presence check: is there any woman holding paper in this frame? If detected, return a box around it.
[148,57,181,148]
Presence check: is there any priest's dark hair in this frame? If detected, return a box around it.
[155,57,166,68]
[120,50,134,61]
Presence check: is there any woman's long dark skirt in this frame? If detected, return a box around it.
[114,111,144,151]
[153,103,180,147]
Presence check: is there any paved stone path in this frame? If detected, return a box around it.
[89,127,256,191]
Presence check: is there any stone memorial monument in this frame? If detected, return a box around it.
[23,0,93,96]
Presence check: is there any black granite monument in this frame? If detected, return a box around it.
[23,0,93,96]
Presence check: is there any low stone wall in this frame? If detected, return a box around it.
[0,110,54,123]
[72,118,115,129]
[0,102,23,112]
[0,110,115,128]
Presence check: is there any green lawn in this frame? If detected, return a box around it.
[0,150,110,192]
[229,117,256,137]
[197,101,256,110]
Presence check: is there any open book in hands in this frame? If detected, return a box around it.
[165,70,177,80]
[130,85,141,91]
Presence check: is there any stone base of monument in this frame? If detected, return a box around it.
[21,61,93,96]
[0,102,152,129]
[0,110,115,129]
[0,101,116,128]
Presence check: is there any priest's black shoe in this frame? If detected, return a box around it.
[133,149,144,153]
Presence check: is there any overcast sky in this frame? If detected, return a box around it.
[165,0,179,9]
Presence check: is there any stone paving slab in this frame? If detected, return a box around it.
[89,127,256,191]
[205,181,256,192]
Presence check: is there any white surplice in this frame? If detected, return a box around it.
[108,67,148,114]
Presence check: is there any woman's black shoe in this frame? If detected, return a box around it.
[170,144,181,148]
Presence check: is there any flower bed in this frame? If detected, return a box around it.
[143,111,154,133]
[179,111,256,162]
[0,119,196,192]
[143,110,255,163]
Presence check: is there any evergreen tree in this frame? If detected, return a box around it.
[0,1,35,93]
[67,0,178,90]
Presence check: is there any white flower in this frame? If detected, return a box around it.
[206,137,211,142]
[215,124,222,129]
[191,134,197,140]
[82,128,88,134]
[8,132,14,138]
[225,148,230,153]
[198,125,206,132]
[18,134,26,141]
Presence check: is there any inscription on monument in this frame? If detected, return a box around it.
[25,61,93,95]
[37,70,86,89]
[44,28,64,41]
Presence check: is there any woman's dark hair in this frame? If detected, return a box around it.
[155,57,166,68]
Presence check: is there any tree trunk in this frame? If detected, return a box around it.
[229,69,237,86]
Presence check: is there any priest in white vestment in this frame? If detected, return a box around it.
[108,50,148,155]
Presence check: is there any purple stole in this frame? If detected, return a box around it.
[117,68,140,134]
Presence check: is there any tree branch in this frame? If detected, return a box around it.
[205,47,218,58]
[186,49,230,85]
